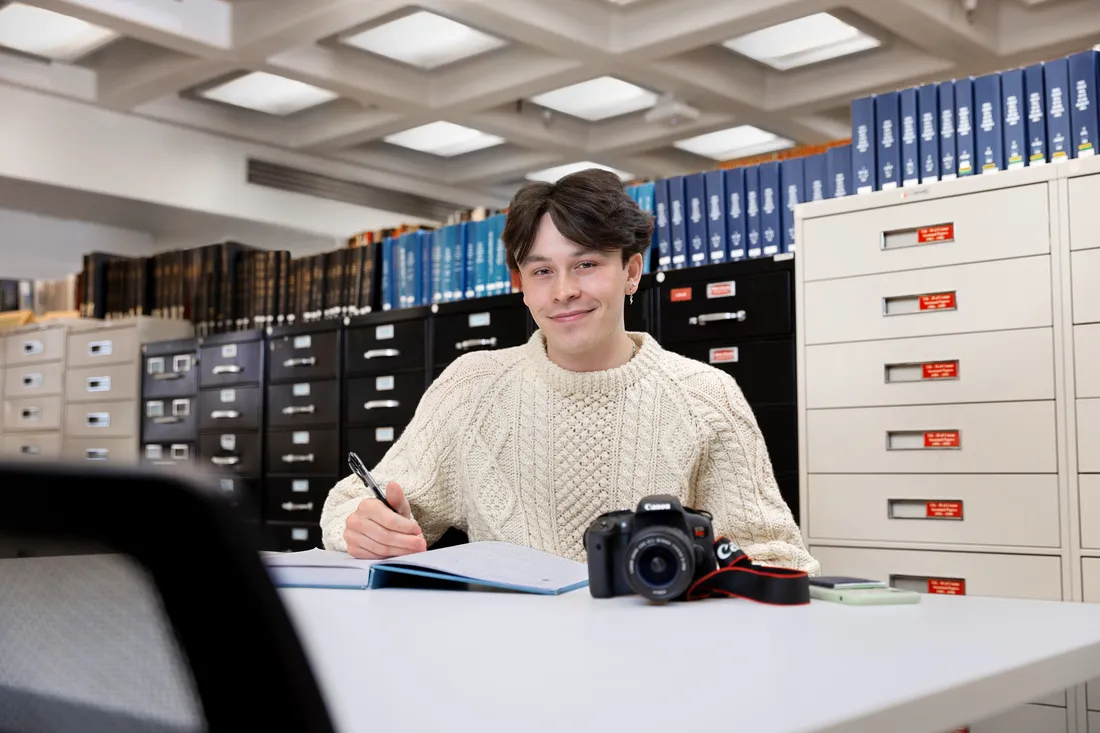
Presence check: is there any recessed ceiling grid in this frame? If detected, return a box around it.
[1,0,1099,209]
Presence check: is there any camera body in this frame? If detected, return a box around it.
[584,494,717,602]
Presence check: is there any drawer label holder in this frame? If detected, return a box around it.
[924,430,960,448]
[925,500,963,519]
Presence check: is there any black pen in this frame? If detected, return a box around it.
[347,451,396,513]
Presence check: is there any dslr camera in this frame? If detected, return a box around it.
[584,494,718,603]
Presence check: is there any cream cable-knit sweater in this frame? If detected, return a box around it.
[320,331,819,574]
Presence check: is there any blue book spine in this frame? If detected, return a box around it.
[956,77,976,176]
[804,152,827,202]
[440,226,453,302]
[420,231,432,307]
[408,232,422,307]
[900,87,920,186]
[381,236,393,310]
[827,144,851,198]
[474,219,488,298]
[938,80,958,179]
[1001,68,1027,170]
[1046,57,1072,162]
[975,73,1004,173]
[464,222,476,299]
[918,83,940,183]
[759,162,780,257]
[745,166,762,258]
[395,235,407,309]
[654,178,671,270]
[780,157,803,253]
[851,95,877,193]
[704,170,726,264]
[667,175,687,269]
[635,182,655,274]
[684,173,707,267]
[724,167,746,260]
[1070,49,1100,159]
[876,92,901,190]
[452,223,467,302]
[494,215,508,295]
[431,229,444,304]
[1025,63,1047,166]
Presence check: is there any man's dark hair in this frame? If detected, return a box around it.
[501,168,654,271]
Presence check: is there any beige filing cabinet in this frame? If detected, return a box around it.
[61,317,193,466]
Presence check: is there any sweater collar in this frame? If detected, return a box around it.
[523,329,663,394]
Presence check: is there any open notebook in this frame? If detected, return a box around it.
[262,541,589,595]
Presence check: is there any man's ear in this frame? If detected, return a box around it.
[625,252,644,281]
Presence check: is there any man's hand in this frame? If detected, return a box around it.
[343,482,427,559]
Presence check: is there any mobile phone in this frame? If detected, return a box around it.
[810,576,887,590]
[810,585,921,606]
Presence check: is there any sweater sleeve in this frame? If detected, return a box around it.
[319,355,489,551]
[688,372,820,575]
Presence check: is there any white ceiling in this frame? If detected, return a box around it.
[1,0,1099,213]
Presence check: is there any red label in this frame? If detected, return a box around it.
[917,224,955,243]
[919,292,956,310]
[924,431,960,448]
[709,347,738,364]
[926,501,963,518]
[922,361,958,379]
[706,280,735,298]
[928,579,966,595]
[670,287,692,302]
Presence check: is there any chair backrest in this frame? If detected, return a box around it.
[0,461,335,733]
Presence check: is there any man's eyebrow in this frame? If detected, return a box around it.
[524,249,605,265]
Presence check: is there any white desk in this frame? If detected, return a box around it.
[279,587,1100,733]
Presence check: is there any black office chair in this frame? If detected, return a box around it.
[0,461,335,733]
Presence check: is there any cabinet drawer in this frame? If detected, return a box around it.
[754,404,797,473]
[66,364,138,403]
[804,256,1052,345]
[268,330,340,383]
[806,401,1057,474]
[346,371,425,426]
[1077,325,1100,398]
[3,361,63,399]
[142,396,198,443]
[433,306,528,367]
[64,400,137,439]
[198,386,261,432]
[201,475,260,521]
[1089,710,1100,728]
[1069,173,1100,252]
[199,339,262,387]
[143,350,198,398]
[1,431,62,460]
[1087,557,1100,712]
[964,704,1066,733]
[67,326,140,367]
[267,380,340,428]
[1079,399,1100,472]
[808,545,1063,600]
[1080,475,1100,549]
[197,431,262,477]
[141,442,196,469]
[802,183,1051,281]
[807,474,1060,548]
[1073,248,1100,325]
[3,396,62,432]
[264,476,335,523]
[61,437,138,466]
[3,327,65,366]
[267,428,339,475]
[265,521,322,552]
[805,328,1054,409]
[346,320,426,376]
[347,425,407,469]
[668,339,794,405]
[660,270,791,344]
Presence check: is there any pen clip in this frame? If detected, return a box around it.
[347,451,394,511]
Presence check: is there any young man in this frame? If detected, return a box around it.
[320,168,818,574]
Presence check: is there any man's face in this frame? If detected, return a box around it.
[519,213,638,358]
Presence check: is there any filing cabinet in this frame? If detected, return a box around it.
[625,272,656,336]
[139,337,198,470]
[430,293,533,372]
[0,320,77,462]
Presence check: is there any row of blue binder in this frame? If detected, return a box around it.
[851,47,1100,192]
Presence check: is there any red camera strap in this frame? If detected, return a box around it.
[686,538,810,605]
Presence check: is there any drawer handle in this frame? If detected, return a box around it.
[20,445,39,455]
[211,456,240,466]
[153,372,183,381]
[152,416,182,424]
[212,365,242,374]
[282,453,315,463]
[888,499,964,520]
[86,376,111,392]
[22,340,43,355]
[689,311,746,326]
[886,430,961,450]
[281,501,315,512]
[456,337,497,351]
[883,291,957,316]
[364,349,400,359]
[21,407,40,421]
[283,357,316,368]
[282,405,316,415]
[881,223,955,250]
[22,373,42,388]
[88,340,113,357]
[86,412,110,428]
[885,360,959,383]
[364,400,400,410]
[210,410,240,420]
[85,448,109,461]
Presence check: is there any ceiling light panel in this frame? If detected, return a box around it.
[722,12,880,71]
[0,2,118,62]
[200,72,339,116]
[342,11,507,70]
[530,77,658,122]
[673,125,794,161]
[526,161,631,184]
[384,122,505,157]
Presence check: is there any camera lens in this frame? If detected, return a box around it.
[625,527,694,602]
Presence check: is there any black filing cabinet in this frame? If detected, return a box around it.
[430,293,533,378]
[625,272,657,336]
[196,330,265,524]
[264,321,341,550]
[140,338,199,472]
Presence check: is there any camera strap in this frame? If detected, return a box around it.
[686,538,810,605]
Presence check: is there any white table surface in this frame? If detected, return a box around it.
[279,586,1100,733]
